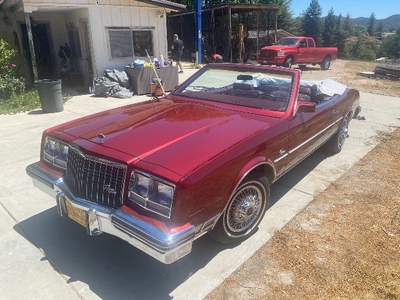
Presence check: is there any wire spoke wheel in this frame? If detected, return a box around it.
[325,116,349,153]
[209,173,269,244]
[226,184,263,233]
[338,118,349,149]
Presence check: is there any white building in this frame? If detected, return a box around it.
[0,0,185,88]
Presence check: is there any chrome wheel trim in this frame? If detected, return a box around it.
[338,119,349,149]
[226,182,263,233]
[324,59,330,69]
[284,58,292,68]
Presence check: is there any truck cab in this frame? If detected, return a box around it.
[256,36,337,70]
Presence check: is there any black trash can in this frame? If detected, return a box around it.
[35,79,63,113]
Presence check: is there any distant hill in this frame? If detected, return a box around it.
[352,14,400,31]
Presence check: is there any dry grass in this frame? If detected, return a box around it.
[205,59,400,300]
[299,59,400,97]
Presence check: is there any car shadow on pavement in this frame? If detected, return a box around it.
[14,147,333,299]
[269,147,334,207]
[14,207,231,299]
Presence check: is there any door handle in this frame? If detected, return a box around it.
[331,109,339,114]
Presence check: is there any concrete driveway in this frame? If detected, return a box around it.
[0,68,399,300]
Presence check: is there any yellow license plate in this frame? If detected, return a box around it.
[65,200,86,227]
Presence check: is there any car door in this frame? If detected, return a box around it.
[284,98,338,172]
[306,38,318,63]
[296,39,308,64]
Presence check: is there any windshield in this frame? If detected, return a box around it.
[173,67,294,112]
[275,38,299,46]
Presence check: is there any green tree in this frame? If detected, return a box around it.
[302,0,323,45]
[376,21,384,39]
[322,8,337,46]
[380,28,400,58]
[354,24,368,36]
[276,0,296,33]
[342,13,354,36]
[335,14,347,57]
[291,17,303,35]
[367,12,376,36]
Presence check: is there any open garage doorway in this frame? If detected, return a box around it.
[20,22,57,82]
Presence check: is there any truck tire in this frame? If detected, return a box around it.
[283,57,293,68]
[321,57,331,70]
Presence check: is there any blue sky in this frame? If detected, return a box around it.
[291,0,400,19]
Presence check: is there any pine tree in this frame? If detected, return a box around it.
[322,8,337,46]
[277,0,296,33]
[342,13,354,36]
[335,14,346,57]
[376,21,384,39]
[367,12,376,36]
[302,0,323,45]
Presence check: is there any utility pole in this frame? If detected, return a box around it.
[195,0,202,64]
[24,10,39,82]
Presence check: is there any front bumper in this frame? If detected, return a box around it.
[256,57,284,65]
[26,162,195,264]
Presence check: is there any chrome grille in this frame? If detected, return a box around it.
[65,147,127,207]
[259,49,276,58]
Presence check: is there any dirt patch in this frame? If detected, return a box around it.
[299,59,400,97]
[205,60,400,300]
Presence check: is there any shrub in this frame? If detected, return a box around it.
[0,89,41,114]
[0,39,25,100]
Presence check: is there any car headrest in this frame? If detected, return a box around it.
[233,82,254,90]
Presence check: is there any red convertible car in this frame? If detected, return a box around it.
[26,64,361,264]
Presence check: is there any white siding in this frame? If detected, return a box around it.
[88,6,168,77]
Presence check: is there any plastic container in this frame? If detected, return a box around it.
[133,62,144,68]
[35,79,63,113]
[160,55,165,67]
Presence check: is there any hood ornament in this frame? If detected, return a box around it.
[97,133,105,144]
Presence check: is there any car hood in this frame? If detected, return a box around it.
[57,99,277,176]
[263,45,295,51]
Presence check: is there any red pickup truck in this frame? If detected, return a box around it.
[256,37,338,70]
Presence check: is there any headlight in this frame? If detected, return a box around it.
[128,170,175,218]
[43,136,69,169]
[277,51,285,57]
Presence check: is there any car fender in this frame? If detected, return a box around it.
[342,105,354,121]
[229,156,276,196]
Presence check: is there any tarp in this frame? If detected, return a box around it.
[300,79,347,96]
[93,69,133,98]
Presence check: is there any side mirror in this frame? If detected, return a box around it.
[296,101,315,114]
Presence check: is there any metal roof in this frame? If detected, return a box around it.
[140,0,186,12]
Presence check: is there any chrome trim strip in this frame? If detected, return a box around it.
[26,163,196,264]
[201,214,221,232]
[273,152,288,163]
[288,117,342,155]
